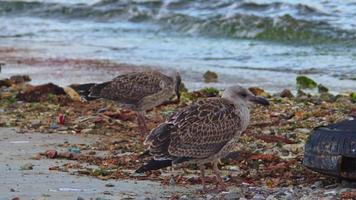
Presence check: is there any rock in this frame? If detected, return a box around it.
[11,197,20,200]
[320,93,335,102]
[77,197,85,200]
[64,86,82,101]
[266,195,277,200]
[17,83,66,102]
[252,194,265,200]
[68,147,81,154]
[30,120,41,128]
[179,195,189,200]
[81,128,93,134]
[103,191,113,195]
[223,192,240,199]
[10,75,31,84]
[0,78,13,88]
[280,89,294,98]
[105,183,115,187]
[318,84,329,93]
[351,92,356,102]
[10,188,15,192]
[296,76,317,89]
[20,163,34,170]
[203,70,218,83]
[249,87,266,96]
[46,150,58,159]
[32,153,41,160]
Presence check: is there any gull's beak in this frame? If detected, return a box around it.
[248,96,270,106]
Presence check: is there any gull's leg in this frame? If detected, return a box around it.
[199,164,208,193]
[212,161,227,192]
[136,111,148,134]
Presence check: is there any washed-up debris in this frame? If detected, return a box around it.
[17,83,66,102]
[303,119,356,180]
[0,74,356,198]
[203,70,218,83]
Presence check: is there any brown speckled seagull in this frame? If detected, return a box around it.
[136,85,269,192]
[88,70,181,133]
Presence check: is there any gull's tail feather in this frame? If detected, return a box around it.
[135,159,172,173]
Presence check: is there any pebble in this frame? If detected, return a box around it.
[223,191,240,199]
[20,163,34,170]
[311,181,323,189]
[105,183,115,187]
[103,191,113,195]
[77,197,85,200]
[179,195,189,200]
[252,194,265,200]
[68,147,81,154]
[266,195,277,200]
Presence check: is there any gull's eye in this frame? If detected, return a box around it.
[240,93,248,98]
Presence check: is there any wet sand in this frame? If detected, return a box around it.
[0,128,194,200]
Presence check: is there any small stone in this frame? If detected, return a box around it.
[105,183,115,187]
[32,153,41,160]
[10,188,15,192]
[252,194,265,200]
[266,195,277,200]
[179,195,189,200]
[77,197,85,200]
[45,150,58,159]
[318,84,329,93]
[20,163,34,170]
[68,147,81,154]
[203,70,218,83]
[311,181,323,189]
[12,197,20,200]
[320,93,335,102]
[103,191,113,195]
[81,128,93,134]
[280,89,294,98]
[30,120,41,128]
[223,191,240,200]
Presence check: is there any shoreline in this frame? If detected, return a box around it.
[1,45,356,93]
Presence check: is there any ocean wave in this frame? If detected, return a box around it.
[0,0,355,43]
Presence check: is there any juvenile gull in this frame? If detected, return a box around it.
[136,85,269,191]
[88,70,181,133]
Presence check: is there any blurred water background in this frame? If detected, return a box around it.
[1,0,356,92]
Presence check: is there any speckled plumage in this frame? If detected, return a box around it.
[88,70,181,133]
[145,97,249,164]
[137,85,269,191]
[89,71,178,111]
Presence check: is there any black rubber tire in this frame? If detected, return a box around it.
[303,119,356,180]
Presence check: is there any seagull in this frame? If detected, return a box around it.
[88,70,181,133]
[136,85,269,192]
